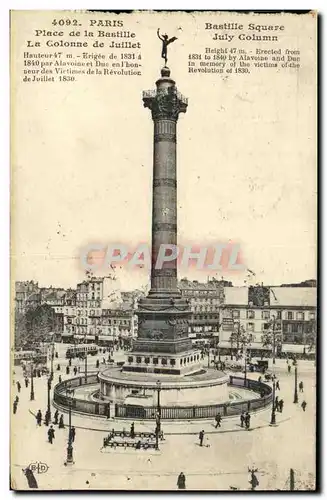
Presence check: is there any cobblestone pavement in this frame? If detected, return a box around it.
[11,348,316,491]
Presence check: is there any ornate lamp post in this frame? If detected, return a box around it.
[65,387,75,465]
[47,376,52,419]
[271,315,276,365]
[293,362,298,404]
[270,379,276,425]
[30,361,35,401]
[242,331,253,386]
[50,341,55,381]
[155,380,162,451]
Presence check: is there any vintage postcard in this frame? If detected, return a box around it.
[10,10,317,491]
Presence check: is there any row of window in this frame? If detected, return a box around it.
[225,310,315,321]
[182,290,222,296]
[193,307,219,313]
[192,314,219,320]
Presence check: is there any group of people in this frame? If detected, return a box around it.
[240,411,251,430]
[34,408,74,444]
[274,397,284,413]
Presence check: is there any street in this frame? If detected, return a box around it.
[11,345,316,490]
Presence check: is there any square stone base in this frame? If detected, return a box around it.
[123,350,202,376]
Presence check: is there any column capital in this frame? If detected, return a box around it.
[143,86,188,121]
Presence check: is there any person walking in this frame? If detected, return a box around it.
[177,472,186,490]
[69,426,76,443]
[274,396,279,410]
[215,414,222,428]
[36,410,42,426]
[53,409,59,425]
[66,366,70,375]
[279,399,284,413]
[24,377,29,388]
[58,375,62,383]
[13,400,18,415]
[68,358,72,367]
[73,366,77,376]
[288,364,291,373]
[44,411,50,426]
[48,425,55,444]
[299,381,304,393]
[96,359,100,369]
[245,412,251,430]
[15,395,19,404]
[59,414,65,428]
[199,430,205,447]
[301,400,307,412]
[130,422,135,439]
[240,411,245,428]
[16,381,21,393]
[276,380,280,391]
[57,363,61,371]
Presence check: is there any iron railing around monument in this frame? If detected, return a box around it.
[114,376,272,420]
[53,373,109,417]
[53,374,272,420]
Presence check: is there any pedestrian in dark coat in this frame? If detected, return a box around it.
[15,395,19,403]
[16,381,21,393]
[245,412,251,430]
[96,359,100,369]
[299,381,304,392]
[48,425,55,444]
[59,414,65,428]
[68,358,72,367]
[177,472,186,489]
[274,396,279,410]
[69,426,76,443]
[58,375,62,383]
[44,411,50,426]
[57,364,60,371]
[279,399,284,413]
[288,365,291,373]
[199,430,205,446]
[55,351,58,358]
[24,377,29,388]
[37,370,41,378]
[36,410,42,426]
[301,400,307,412]
[13,401,18,414]
[66,366,70,375]
[53,409,59,425]
[130,422,135,439]
[23,467,38,488]
[215,414,222,428]
[73,366,77,376]
[276,380,280,391]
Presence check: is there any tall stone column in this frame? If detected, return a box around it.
[143,67,188,296]
[124,67,199,375]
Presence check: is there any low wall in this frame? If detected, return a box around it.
[53,374,272,420]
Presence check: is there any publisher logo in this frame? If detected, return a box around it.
[28,462,49,474]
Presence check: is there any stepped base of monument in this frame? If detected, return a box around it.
[98,366,230,407]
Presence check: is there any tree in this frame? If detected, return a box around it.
[261,316,282,363]
[25,304,56,346]
[229,323,253,360]
[14,311,27,348]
